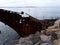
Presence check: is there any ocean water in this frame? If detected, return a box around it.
[0,22,20,45]
[1,7,60,20]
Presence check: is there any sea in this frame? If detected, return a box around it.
[0,22,20,45]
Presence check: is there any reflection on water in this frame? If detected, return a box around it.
[0,22,20,45]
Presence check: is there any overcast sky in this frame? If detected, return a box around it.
[0,0,59,7]
[0,0,60,19]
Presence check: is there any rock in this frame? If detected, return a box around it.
[16,31,40,45]
[53,39,60,45]
[17,37,33,45]
[48,19,60,29]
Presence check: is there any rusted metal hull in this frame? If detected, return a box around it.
[0,9,42,37]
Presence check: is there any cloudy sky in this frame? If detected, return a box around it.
[0,0,60,19]
[0,0,59,7]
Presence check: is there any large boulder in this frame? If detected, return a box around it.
[54,39,60,45]
[54,19,60,28]
[16,31,40,45]
[47,19,60,29]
